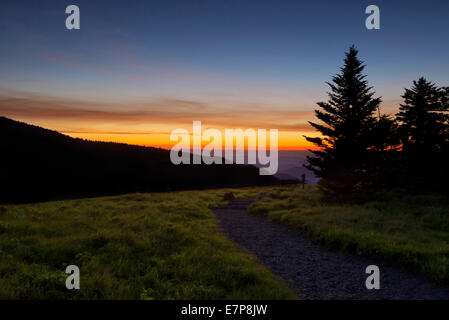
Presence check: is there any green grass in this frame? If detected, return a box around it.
[0,187,296,299]
[248,185,449,283]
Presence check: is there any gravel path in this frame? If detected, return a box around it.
[214,198,449,300]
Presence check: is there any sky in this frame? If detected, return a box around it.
[1,0,448,149]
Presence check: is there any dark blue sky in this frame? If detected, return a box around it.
[0,0,448,148]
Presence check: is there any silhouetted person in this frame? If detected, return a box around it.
[300,174,306,189]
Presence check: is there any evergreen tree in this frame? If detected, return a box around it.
[304,46,381,197]
[396,78,449,190]
[365,114,401,190]
[396,77,448,153]
[441,86,449,107]
[442,86,449,151]
[369,115,400,152]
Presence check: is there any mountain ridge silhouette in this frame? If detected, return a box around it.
[0,116,278,204]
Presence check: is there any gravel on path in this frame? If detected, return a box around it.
[214,198,449,300]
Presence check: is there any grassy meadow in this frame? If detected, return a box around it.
[248,185,449,283]
[0,187,296,299]
[1,184,448,300]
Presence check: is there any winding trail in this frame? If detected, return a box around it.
[214,198,449,300]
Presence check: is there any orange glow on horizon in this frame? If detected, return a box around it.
[0,106,321,151]
[64,129,321,151]
[0,90,323,151]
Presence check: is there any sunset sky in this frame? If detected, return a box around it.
[1,0,448,149]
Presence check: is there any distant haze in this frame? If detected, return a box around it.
[220,149,317,183]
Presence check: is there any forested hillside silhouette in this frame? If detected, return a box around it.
[0,117,277,204]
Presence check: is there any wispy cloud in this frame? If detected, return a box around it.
[0,89,315,132]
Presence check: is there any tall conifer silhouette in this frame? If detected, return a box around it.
[397,77,449,153]
[304,46,381,197]
[396,78,449,190]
